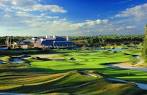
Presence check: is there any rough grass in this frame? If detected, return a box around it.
[0,65,145,95]
[0,56,10,62]
[0,49,147,94]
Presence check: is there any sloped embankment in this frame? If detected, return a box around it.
[0,69,146,95]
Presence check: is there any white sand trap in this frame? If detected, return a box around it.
[32,54,65,60]
[108,63,147,72]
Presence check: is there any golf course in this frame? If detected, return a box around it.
[0,47,147,95]
[1,0,147,95]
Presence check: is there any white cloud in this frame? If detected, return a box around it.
[115,3,147,20]
[0,0,67,13]
[126,26,135,29]
[0,1,146,36]
[32,4,67,13]
[110,3,147,35]
[71,19,109,28]
[12,0,17,5]
[16,11,30,17]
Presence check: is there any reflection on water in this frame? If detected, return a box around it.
[9,57,24,63]
[0,61,4,64]
[0,47,8,50]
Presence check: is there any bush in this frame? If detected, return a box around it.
[130,57,139,64]
[102,50,111,55]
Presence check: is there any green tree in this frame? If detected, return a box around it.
[142,25,147,63]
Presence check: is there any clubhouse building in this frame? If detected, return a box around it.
[33,36,75,49]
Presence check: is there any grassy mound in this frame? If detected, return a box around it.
[0,64,145,95]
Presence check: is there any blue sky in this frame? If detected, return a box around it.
[0,0,147,36]
[41,0,147,21]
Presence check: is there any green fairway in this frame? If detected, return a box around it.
[0,49,147,94]
[29,49,147,83]
[31,50,129,70]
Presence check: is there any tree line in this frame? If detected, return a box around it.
[0,35,143,47]
[71,35,144,47]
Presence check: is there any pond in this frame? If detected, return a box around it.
[0,47,8,50]
[0,60,4,64]
[0,93,26,95]
[111,48,123,52]
[9,57,24,63]
[9,54,31,64]
[20,54,31,58]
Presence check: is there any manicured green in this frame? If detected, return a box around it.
[0,48,147,94]
[29,49,147,83]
